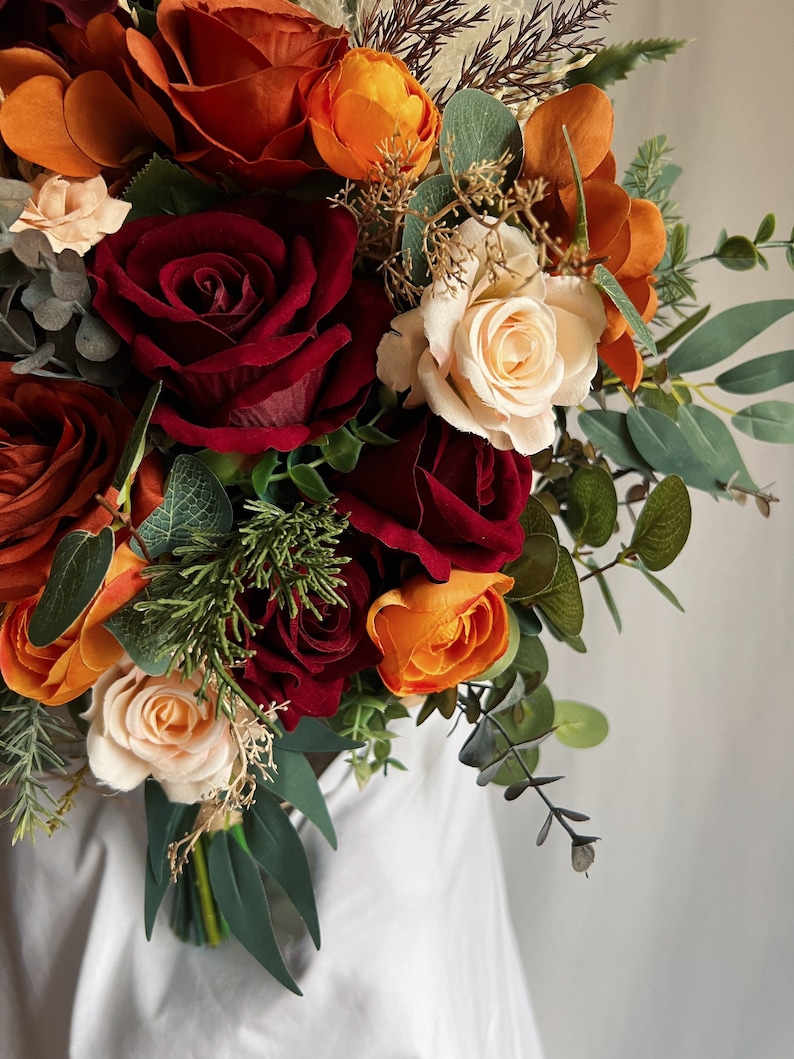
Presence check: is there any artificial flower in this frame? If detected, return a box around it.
[83,655,238,803]
[307,47,441,180]
[241,556,383,731]
[0,364,133,601]
[367,570,514,696]
[126,0,349,190]
[520,83,666,388]
[377,218,606,455]
[330,408,532,582]
[0,544,148,707]
[0,0,117,49]
[91,196,394,453]
[10,172,131,255]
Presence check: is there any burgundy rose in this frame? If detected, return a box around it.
[0,0,118,48]
[330,410,533,582]
[91,197,394,453]
[240,556,382,730]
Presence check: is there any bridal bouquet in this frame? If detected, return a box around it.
[1,0,792,992]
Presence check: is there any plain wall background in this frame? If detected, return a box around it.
[493,2,794,1057]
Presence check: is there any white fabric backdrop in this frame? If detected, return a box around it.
[493,3,794,1058]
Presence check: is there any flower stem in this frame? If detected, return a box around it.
[191,833,223,947]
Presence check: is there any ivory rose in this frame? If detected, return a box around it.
[377,218,606,456]
[82,656,238,804]
[366,570,514,697]
[10,172,131,255]
[0,544,148,707]
[307,48,440,180]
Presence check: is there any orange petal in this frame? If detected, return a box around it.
[64,71,157,167]
[599,332,643,389]
[616,198,667,279]
[0,47,71,93]
[560,179,631,269]
[0,76,101,176]
[522,84,614,187]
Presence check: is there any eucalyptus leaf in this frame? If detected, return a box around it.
[459,720,498,768]
[655,303,710,354]
[732,401,794,443]
[134,454,233,558]
[104,591,171,676]
[33,297,74,332]
[578,409,652,472]
[633,563,685,612]
[113,381,162,492]
[503,533,559,600]
[677,404,757,491]
[75,313,121,361]
[28,528,114,647]
[519,493,559,541]
[716,350,794,394]
[535,546,584,636]
[714,235,758,271]
[755,213,775,243]
[208,831,301,994]
[402,174,458,286]
[593,264,657,355]
[566,464,618,547]
[583,559,622,631]
[440,89,523,187]
[629,474,691,571]
[626,406,724,494]
[246,794,321,948]
[553,700,609,748]
[666,299,794,374]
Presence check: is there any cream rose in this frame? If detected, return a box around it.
[83,656,238,803]
[10,172,131,256]
[377,218,606,455]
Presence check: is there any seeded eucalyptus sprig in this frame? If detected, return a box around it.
[136,499,350,723]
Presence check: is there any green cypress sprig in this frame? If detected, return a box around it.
[138,499,350,722]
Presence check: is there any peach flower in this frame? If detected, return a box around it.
[0,543,148,706]
[82,655,238,803]
[377,218,606,455]
[307,48,440,180]
[10,172,131,255]
[367,569,514,697]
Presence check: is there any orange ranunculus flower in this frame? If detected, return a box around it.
[306,48,441,181]
[366,570,514,697]
[126,0,349,191]
[0,15,176,178]
[0,543,149,707]
[521,84,666,389]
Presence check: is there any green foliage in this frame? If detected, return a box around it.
[732,401,794,444]
[677,404,758,492]
[28,527,114,648]
[123,155,230,221]
[402,174,458,286]
[327,685,409,788]
[263,747,337,848]
[593,264,657,355]
[626,406,726,494]
[629,475,691,571]
[503,533,558,600]
[562,126,589,251]
[439,89,523,188]
[0,690,76,844]
[566,465,618,547]
[533,545,584,636]
[667,300,794,374]
[578,409,652,473]
[716,350,794,394]
[128,1,162,37]
[143,781,199,939]
[553,700,609,748]
[113,382,162,497]
[568,39,687,90]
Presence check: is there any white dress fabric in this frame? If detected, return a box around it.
[0,716,544,1059]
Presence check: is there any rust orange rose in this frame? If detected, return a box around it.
[521,84,666,389]
[366,570,514,697]
[0,544,148,707]
[307,48,441,181]
[126,0,349,191]
[0,14,176,178]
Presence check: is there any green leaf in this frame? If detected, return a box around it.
[567,39,688,90]
[123,155,229,221]
[593,264,657,355]
[677,404,757,491]
[28,527,114,648]
[129,1,160,36]
[459,720,498,768]
[562,125,588,251]
[288,463,332,502]
[251,450,280,498]
[629,474,691,571]
[208,831,301,994]
[483,685,555,786]
[402,174,458,286]
[246,795,321,948]
[321,428,363,473]
[503,533,559,600]
[113,382,162,497]
[353,423,398,446]
[754,213,776,243]
[264,749,337,848]
[439,88,523,187]
[535,546,584,636]
[104,588,171,676]
[143,780,198,940]
[716,350,794,394]
[500,633,549,693]
[277,717,363,754]
[519,493,559,541]
[583,559,622,631]
[715,235,758,272]
[666,300,794,374]
[626,406,725,494]
[732,401,794,443]
[134,454,233,558]
[553,700,609,748]
[566,464,618,547]
[634,563,685,612]
[578,409,653,472]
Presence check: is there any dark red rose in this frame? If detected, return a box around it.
[91,197,394,453]
[240,555,382,730]
[330,410,533,582]
[0,0,117,49]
